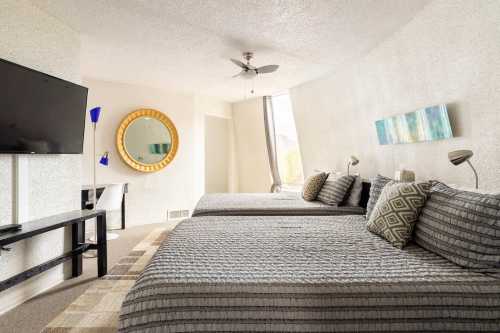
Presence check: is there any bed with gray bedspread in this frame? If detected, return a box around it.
[192,192,365,217]
[119,215,500,332]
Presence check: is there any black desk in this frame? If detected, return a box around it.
[81,184,128,230]
[0,210,107,292]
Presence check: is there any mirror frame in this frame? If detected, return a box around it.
[116,108,179,172]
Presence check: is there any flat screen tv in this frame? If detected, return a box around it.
[0,58,88,154]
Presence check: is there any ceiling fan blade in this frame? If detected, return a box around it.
[256,64,279,74]
[232,71,243,78]
[230,58,248,69]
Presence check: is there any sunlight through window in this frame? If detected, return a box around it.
[271,94,304,189]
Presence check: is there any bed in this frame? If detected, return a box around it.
[119,215,500,332]
[192,191,367,217]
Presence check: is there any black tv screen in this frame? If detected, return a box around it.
[0,58,88,154]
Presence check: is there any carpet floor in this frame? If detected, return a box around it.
[42,227,168,333]
[0,223,171,333]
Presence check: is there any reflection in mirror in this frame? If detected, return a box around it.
[124,117,172,164]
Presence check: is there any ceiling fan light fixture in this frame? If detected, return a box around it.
[240,70,257,80]
[230,52,278,80]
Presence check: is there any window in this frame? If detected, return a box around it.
[271,94,304,188]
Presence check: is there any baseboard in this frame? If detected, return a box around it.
[0,265,65,315]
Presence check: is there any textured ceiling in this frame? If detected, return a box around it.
[31,0,430,102]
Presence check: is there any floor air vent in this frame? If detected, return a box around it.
[168,209,190,220]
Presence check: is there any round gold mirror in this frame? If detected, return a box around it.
[116,109,179,172]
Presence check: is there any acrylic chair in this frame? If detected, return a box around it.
[91,183,124,241]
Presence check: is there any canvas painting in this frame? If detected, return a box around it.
[375,104,453,145]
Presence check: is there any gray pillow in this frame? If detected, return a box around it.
[414,181,500,272]
[345,175,363,206]
[365,175,393,219]
[367,181,430,248]
[317,175,355,206]
[302,172,329,201]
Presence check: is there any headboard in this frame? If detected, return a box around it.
[360,181,371,209]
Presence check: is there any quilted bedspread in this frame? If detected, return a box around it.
[119,215,500,332]
[192,192,365,217]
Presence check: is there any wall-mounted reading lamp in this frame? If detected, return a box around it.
[448,149,478,189]
[347,156,359,176]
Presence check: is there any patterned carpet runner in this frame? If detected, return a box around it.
[42,228,168,333]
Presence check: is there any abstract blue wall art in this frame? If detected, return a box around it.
[375,104,453,145]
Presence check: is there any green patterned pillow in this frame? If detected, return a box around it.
[302,172,329,201]
[367,181,430,248]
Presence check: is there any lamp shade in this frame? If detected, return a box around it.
[448,149,478,189]
[448,149,473,165]
[99,152,109,166]
[89,107,101,123]
[349,156,359,166]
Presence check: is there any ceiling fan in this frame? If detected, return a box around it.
[230,52,279,80]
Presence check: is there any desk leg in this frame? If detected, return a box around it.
[96,214,107,277]
[71,222,84,278]
[121,193,126,230]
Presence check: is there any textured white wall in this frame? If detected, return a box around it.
[291,0,500,190]
[232,97,271,192]
[197,95,233,119]
[82,79,231,226]
[205,115,230,193]
[0,0,81,314]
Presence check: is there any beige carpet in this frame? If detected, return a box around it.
[41,228,168,333]
[0,223,169,333]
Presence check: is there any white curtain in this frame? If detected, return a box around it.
[263,96,282,192]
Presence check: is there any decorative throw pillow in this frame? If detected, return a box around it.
[346,175,363,207]
[414,181,500,272]
[317,175,355,206]
[367,181,430,248]
[449,184,500,195]
[302,172,328,201]
[365,175,393,219]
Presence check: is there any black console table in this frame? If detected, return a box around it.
[0,210,107,292]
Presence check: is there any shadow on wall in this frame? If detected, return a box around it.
[446,102,468,138]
